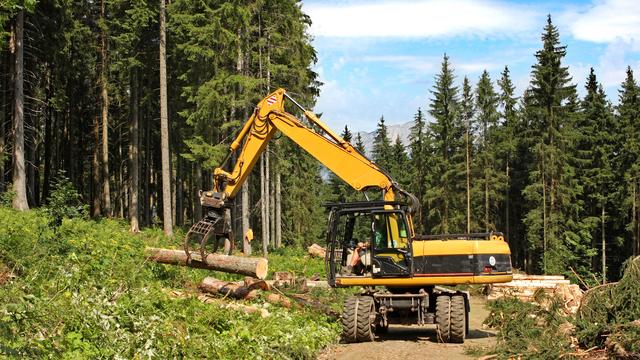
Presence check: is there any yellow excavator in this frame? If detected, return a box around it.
[190,88,512,344]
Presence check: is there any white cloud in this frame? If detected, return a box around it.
[568,0,640,44]
[304,0,539,38]
[360,55,439,73]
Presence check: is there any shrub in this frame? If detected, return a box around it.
[43,172,88,226]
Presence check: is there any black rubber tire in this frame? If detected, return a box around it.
[450,295,466,343]
[435,295,451,342]
[342,296,375,343]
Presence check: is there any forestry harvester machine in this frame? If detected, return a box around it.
[184,89,513,343]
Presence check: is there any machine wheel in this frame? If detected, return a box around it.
[342,296,375,343]
[450,295,466,343]
[435,295,451,342]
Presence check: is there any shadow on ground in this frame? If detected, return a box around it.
[374,325,495,342]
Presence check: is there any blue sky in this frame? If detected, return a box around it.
[300,0,640,132]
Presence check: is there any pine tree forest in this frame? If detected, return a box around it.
[2,3,639,283]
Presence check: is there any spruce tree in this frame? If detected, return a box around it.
[618,67,640,256]
[496,66,521,259]
[409,108,428,231]
[474,70,504,232]
[426,54,464,233]
[523,16,580,274]
[577,69,618,278]
[372,116,392,170]
[389,136,409,188]
[329,125,356,202]
[354,133,366,154]
[459,77,475,233]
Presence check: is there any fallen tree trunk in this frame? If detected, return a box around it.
[199,277,264,299]
[145,247,268,279]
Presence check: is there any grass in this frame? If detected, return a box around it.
[0,207,341,359]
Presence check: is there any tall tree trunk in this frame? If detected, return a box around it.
[465,121,471,234]
[194,162,202,222]
[275,172,281,248]
[542,162,547,274]
[159,0,172,236]
[43,66,52,202]
[100,0,111,216]
[260,154,267,255]
[242,181,251,255]
[11,7,28,211]
[631,177,640,256]
[176,154,183,226]
[129,69,139,232]
[0,49,7,193]
[505,160,510,241]
[92,114,101,217]
[144,111,151,225]
[601,205,606,283]
[265,146,271,247]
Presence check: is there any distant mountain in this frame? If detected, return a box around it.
[355,121,413,156]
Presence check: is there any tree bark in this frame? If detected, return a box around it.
[275,172,281,247]
[176,155,183,226]
[100,0,111,216]
[631,177,640,256]
[199,277,269,300]
[0,49,7,193]
[242,181,251,255]
[465,116,471,234]
[42,66,52,202]
[260,154,267,254]
[601,205,606,283]
[159,0,172,236]
[129,69,139,232]
[92,114,101,217]
[145,247,268,279]
[194,162,202,222]
[11,7,28,211]
[269,151,275,247]
[265,145,271,246]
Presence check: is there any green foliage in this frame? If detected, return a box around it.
[483,296,572,359]
[44,172,88,226]
[426,54,465,234]
[522,15,583,274]
[372,116,392,169]
[0,187,16,207]
[473,70,506,232]
[576,256,640,350]
[408,108,429,232]
[268,247,325,278]
[280,138,330,247]
[0,208,339,358]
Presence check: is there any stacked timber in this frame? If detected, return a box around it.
[307,243,326,258]
[488,274,583,314]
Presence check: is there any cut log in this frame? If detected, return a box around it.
[265,293,292,308]
[145,247,268,279]
[199,277,269,299]
[307,243,326,258]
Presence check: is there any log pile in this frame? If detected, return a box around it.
[488,273,583,314]
[307,243,326,258]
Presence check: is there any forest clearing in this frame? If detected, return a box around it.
[2,0,640,358]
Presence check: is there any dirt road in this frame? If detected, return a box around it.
[317,295,495,360]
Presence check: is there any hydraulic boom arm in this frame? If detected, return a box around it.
[211,88,402,204]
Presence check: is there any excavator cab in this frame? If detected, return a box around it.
[325,201,413,285]
[370,211,412,278]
